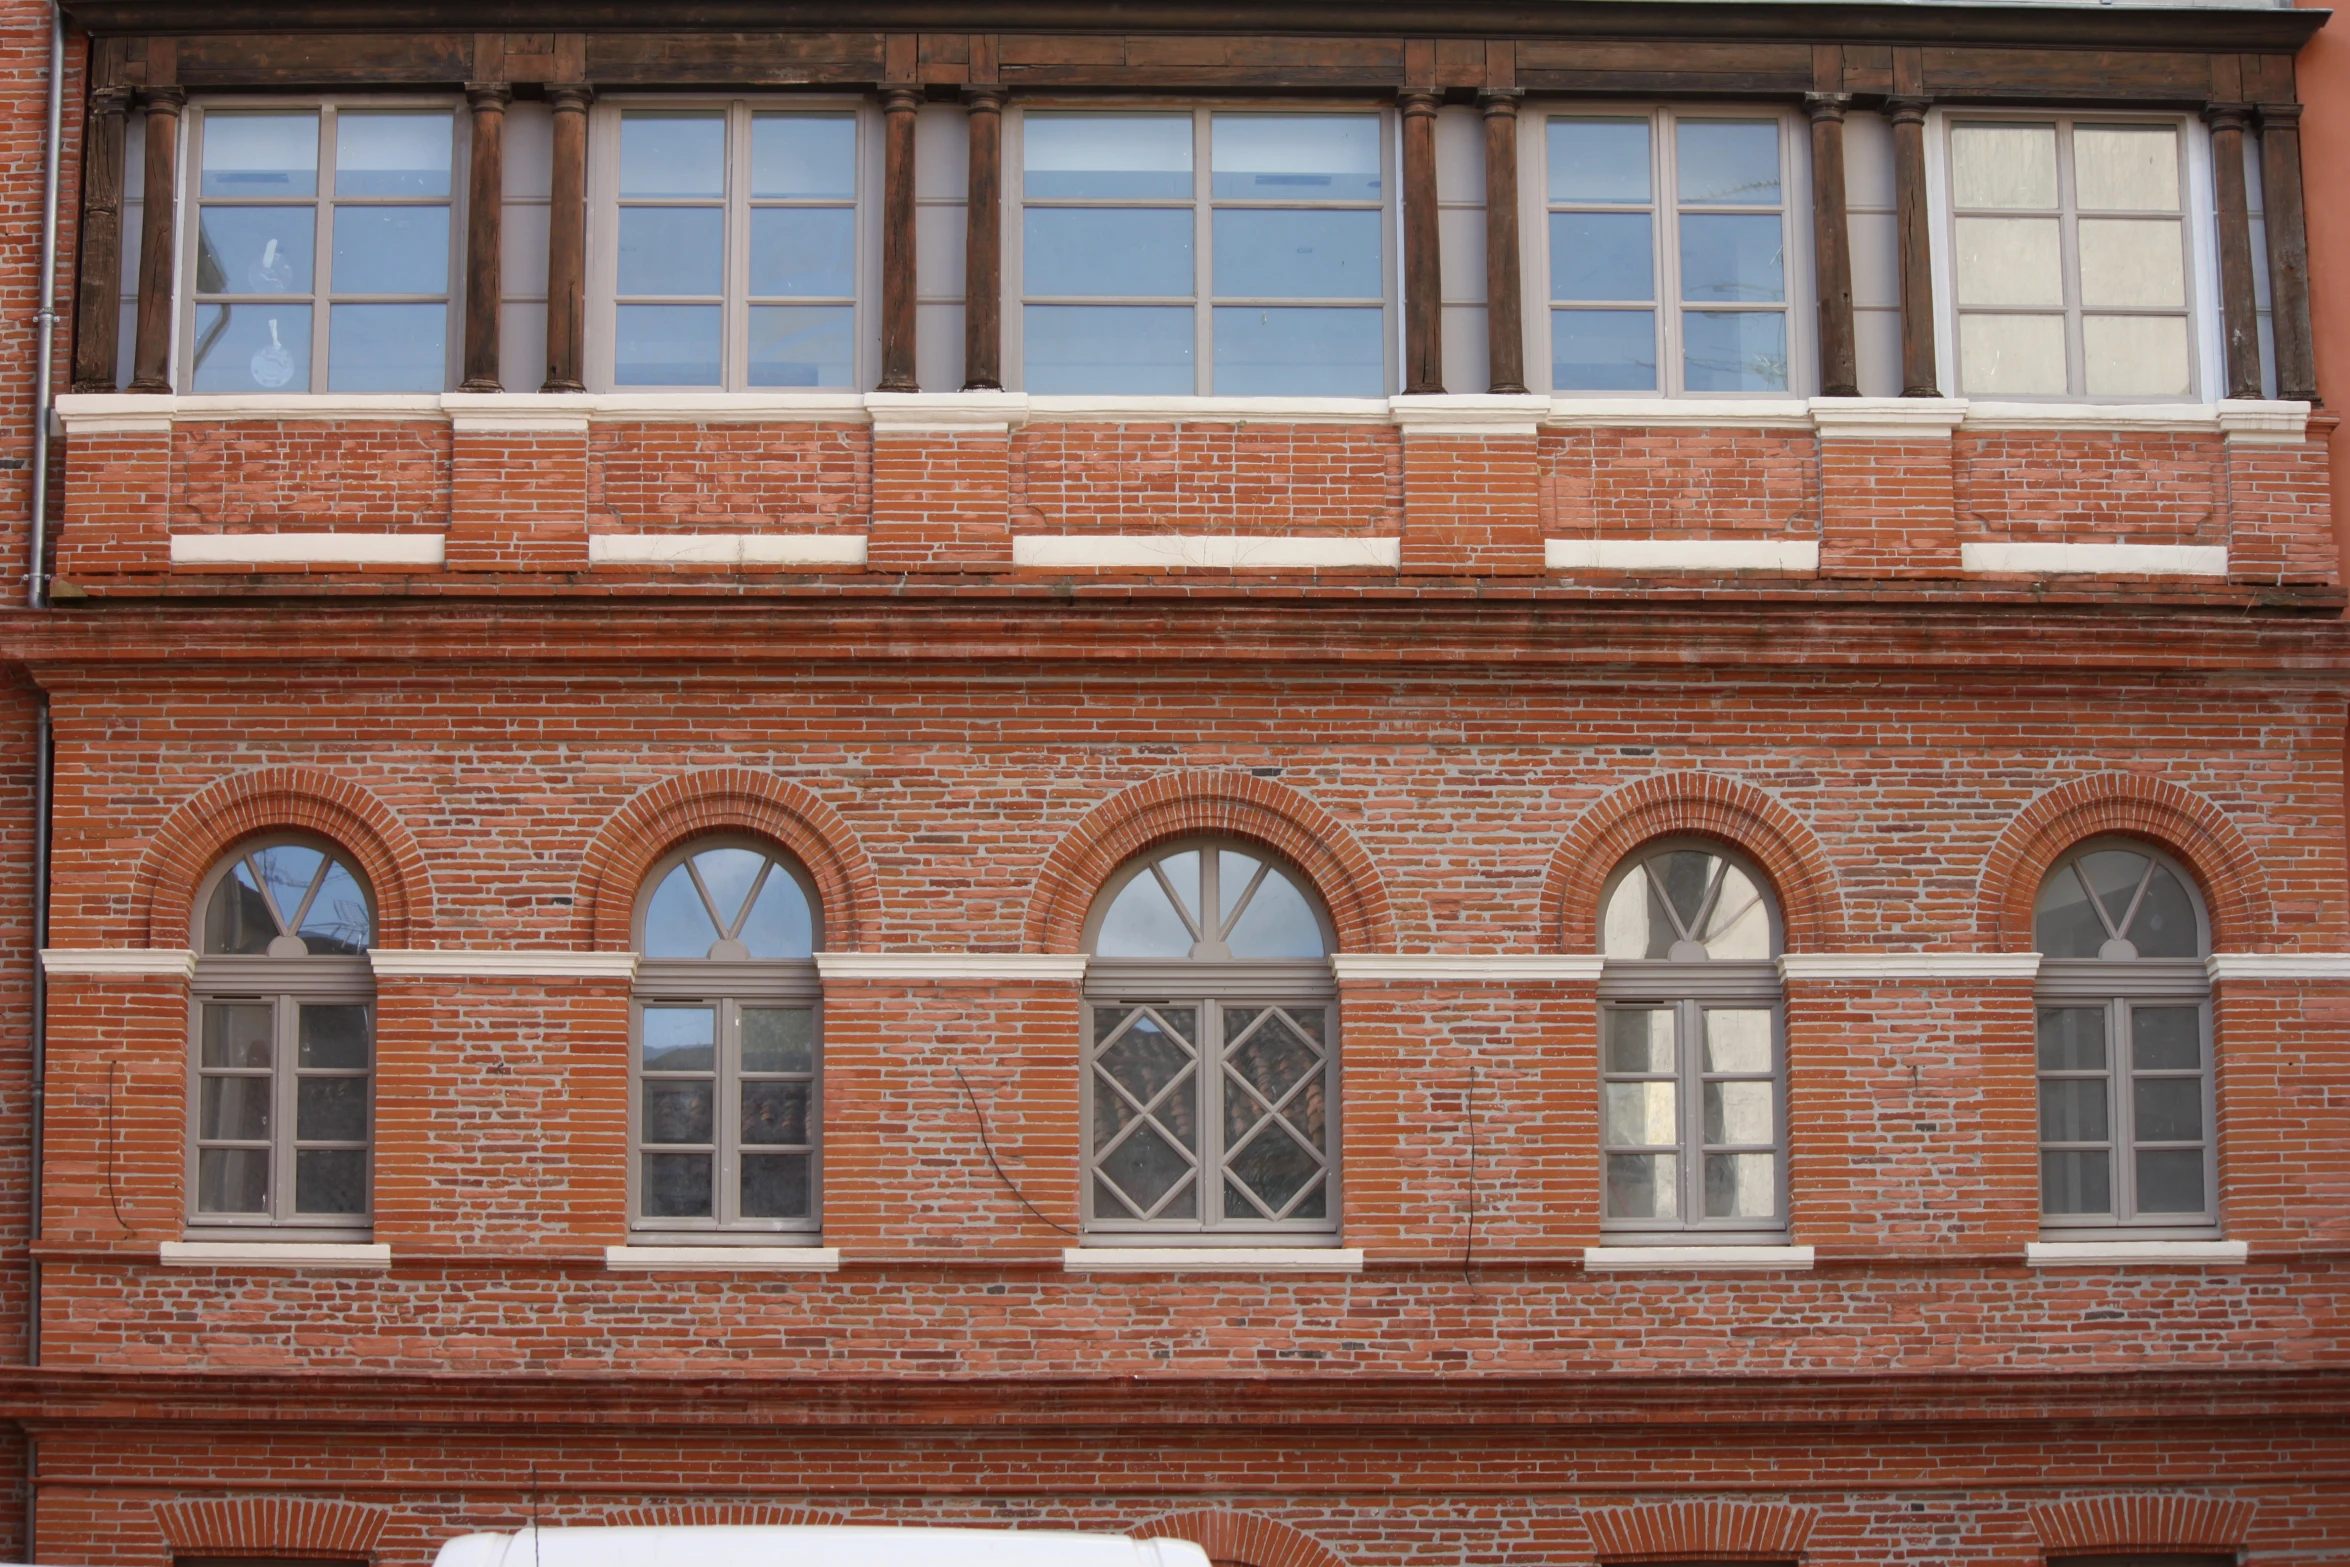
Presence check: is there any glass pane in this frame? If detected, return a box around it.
[640,1006,716,1073]
[1951,123,2058,210]
[644,863,723,958]
[2042,1148,2112,1215]
[2135,1148,2206,1213]
[1097,1010,1196,1111]
[331,205,452,296]
[334,112,453,197]
[191,305,312,392]
[751,113,857,198]
[749,207,857,298]
[197,1147,269,1214]
[2040,1077,2110,1143]
[1222,865,1326,958]
[2084,315,2191,398]
[1227,1122,1322,1212]
[741,1007,816,1074]
[1024,114,1192,199]
[2036,866,2113,959]
[2037,1007,2108,1072]
[299,859,372,953]
[2133,1006,2203,1072]
[2133,1076,2202,1143]
[1958,314,2067,396]
[205,869,280,955]
[2128,863,2202,958]
[1703,1081,1774,1145]
[621,113,725,198]
[1954,217,2063,306]
[642,1151,713,1218]
[202,112,320,198]
[742,1080,812,1146]
[1604,1081,1677,1147]
[1700,865,1772,958]
[201,1003,274,1069]
[297,1076,368,1143]
[1703,1151,1776,1218]
[1024,207,1194,298]
[294,1147,366,1214]
[1704,1010,1773,1076]
[1226,1009,1323,1113]
[619,207,724,297]
[1214,208,1381,299]
[1158,852,1202,926]
[199,1074,272,1141]
[1605,1150,1676,1219]
[1680,214,1783,303]
[1547,118,1651,204]
[327,304,447,393]
[1099,1121,1194,1211]
[1683,311,1788,393]
[1601,867,1659,959]
[1218,851,1263,928]
[734,859,818,956]
[2075,125,2180,212]
[690,848,766,935]
[1551,309,1658,391]
[1549,211,1653,302]
[1211,114,1381,201]
[741,1152,813,1218]
[643,1079,716,1145]
[195,207,316,295]
[1024,305,1195,395]
[615,304,722,387]
[1213,306,1385,396]
[1677,121,1780,206]
[2079,219,2184,309]
[1094,873,1198,958]
[1604,1008,1674,1075]
[298,1004,370,1070]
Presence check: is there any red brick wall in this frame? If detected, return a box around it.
[1014,423,1402,536]
[1957,432,2226,546]
[172,422,454,533]
[1539,428,1819,541]
[589,423,871,533]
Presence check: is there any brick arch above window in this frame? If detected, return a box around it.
[1979,774,2273,952]
[1131,1509,1352,1567]
[2029,1494,2255,1556]
[1024,771,1394,954]
[1581,1501,1817,1564]
[134,768,429,950]
[1550,773,1844,953]
[576,769,877,952]
[152,1497,391,1560]
[602,1507,852,1529]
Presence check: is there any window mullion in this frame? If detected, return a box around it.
[1202,996,1223,1229]
[1658,110,1680,397]
[314,106,336,391]
[1195,109,1212,394]
[2109,996,2135,1222]
[274,995,298,1222]
[718,997,740,1226]
[726,100,748,392]
[1679,999,1702,1227]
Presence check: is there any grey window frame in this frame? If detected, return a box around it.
[628,836,825,1243]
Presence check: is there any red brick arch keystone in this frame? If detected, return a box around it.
[1549,773,1845,953]
[604,1507,852,1528]
[1978,773,2273,951]
[134,767,430,949]
[577,769,878,951]
[1132,1509,1350,1567]
[1582,1501,1817,1563]
[1023,771,1394,953]
[2029,1494,2254,1555]
[152,1497,390,1559]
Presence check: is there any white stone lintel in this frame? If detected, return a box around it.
[814,952,1088,982]
[587,533,867,567]
[2216,399,2313,445]
[41,947,198,979]
[161,1241,391,1269]
[1812,397,1970,441]
[1777,953,2043,981]
[2207,953,2350,982]
[171,533,448,568]
[1960,542,2228,578]
[1547,538,1818,574]
[1390,393,1551,438]
[1064,1247,1365,1275]
[1331,954,1603,982]
[367,950,640,980]
[1584,1244,1816,1271]
[2026,1240,2247,1267]
[604,1245,842,1272]
[1547,397,1816,431]
[866,390,1030,436]
[1013,534,1401,572]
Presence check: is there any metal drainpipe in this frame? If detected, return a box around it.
[27,1,64,609]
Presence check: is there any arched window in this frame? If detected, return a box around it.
[189,837,376,1234]
[2033,839,2215,1234]
[1081,839,1338,1241]
[1597,840,1786,1243]
[631,837,822,1240]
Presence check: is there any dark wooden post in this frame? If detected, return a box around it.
[461,82,511,393]
[2205,103,2263,401]
[962,87,1006,391]
[2257,101,2315,403]
[1807,93,1859,397]
[1887,96,1938,398]
[879,85,922,392]
[540,85,591,393]
[1480,90,1526,394]
[71,85,132,393]
[1398,89,1444,395]
[127,87,185,394]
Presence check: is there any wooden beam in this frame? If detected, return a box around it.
[1808,93,1858,398]
[70,85,132,394]
[460,81,510,392]
[1399,88,1443,395]
[878,84,921,391]
[126,86,183,395]
[2205,102,2262,401]
[2257,100,2315,403]
[1481,89,1525,394]
[540,83,590,392]
[1887,93,1937,398]
[962,86,1006,390]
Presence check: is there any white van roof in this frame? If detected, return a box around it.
[433,1526,1214,1567]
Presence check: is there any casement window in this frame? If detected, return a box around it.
[185,102,462,393]
[2034,840,2217,1235]
[1541,109,1803,395]
[188,838,375,1236]
[593,101,871,390]
[1945,116,2200,399]
[1082,840,1339,1240]
[1011,108,1393,396]
[631,838,822,1238]
[1597,841,1788,1241]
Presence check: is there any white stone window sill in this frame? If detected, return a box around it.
[1583,1244,1815,1271]
[603,1245,841,1272]
[2026,1240,2246,1267]
[160,1241,389,1269]
[1064,1247,1364,1275]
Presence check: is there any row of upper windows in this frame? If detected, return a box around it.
[114,97,2269,402]
[186,833,2218,1247]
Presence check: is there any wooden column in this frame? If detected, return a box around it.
[127,87,185,395]
[2257,101,2316,403]
[1887,96,1938,398]
[540,85,591,393]
[1399,89,1444,395]
[1807,93,1859,397]
[879,86,922,392]
[1480,90,1526,394]
[461,83,511,393]
[962,87,1006,391]
[71,86,132,393]
[2206,103,2263,401]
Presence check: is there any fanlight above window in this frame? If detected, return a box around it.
[1092,844,1327,960]
[2034,844,2203,960]
[1602,845,1776,961]
[202,840,373,957]
[642,843,815,960]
